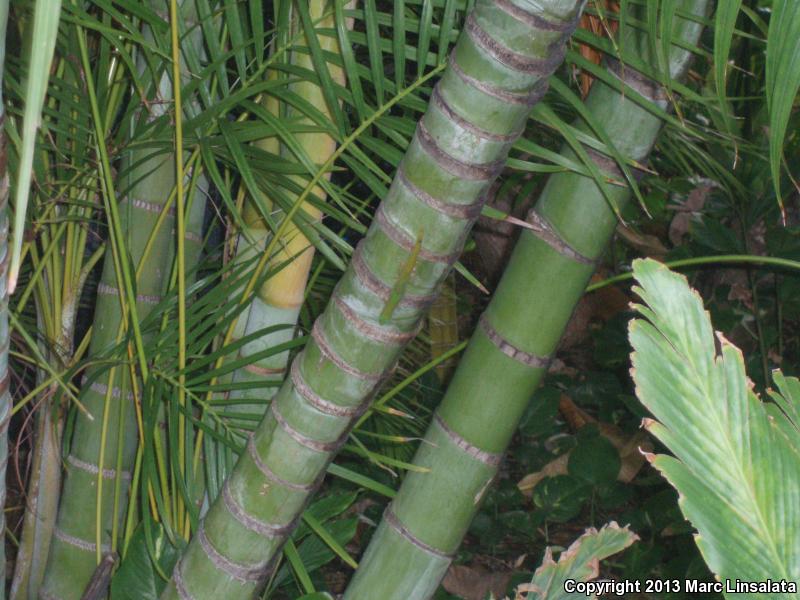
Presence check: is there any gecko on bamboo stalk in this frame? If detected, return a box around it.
[379,229,424,324]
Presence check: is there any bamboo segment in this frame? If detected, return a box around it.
[0,2,11,597]
[428,273,459,382]
[10,385,63,600]
[39,152,207,600]
[39,10,208,600]
[343,3,709,599]
[162,1,584,598]
[226,0,347,423]
[12,57,104,600]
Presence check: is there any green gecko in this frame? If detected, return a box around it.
[379,229,423,324]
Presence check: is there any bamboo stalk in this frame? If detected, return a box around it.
[39,6,208,598]
[11,56,106,600]
[226,0,351,425]
[428,273,459,382]
[10,377,64,600]
[342,3,709,598]
[162,2,584,598]
[0,2,11,597]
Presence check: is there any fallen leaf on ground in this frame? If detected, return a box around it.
[443,564,514,600]
[518,396,652,496]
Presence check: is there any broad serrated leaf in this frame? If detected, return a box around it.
[629,258,800,598]
[522,522,637,599]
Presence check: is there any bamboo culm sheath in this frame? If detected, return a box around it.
[342,2,709,598]
[0,1,11,597]
[40,7,208,599]
[162,1,584,598]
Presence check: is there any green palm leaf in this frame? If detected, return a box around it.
[712,0,741,132]
[524,523,637,600]
[765,0,800,206]
[9,0,62,293]
[629,258,800,598]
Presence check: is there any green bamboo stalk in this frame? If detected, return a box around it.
[228,0,352,423]
[343,3,709,598]
[0,1,11,597]
[11,369,65,600]
[39,8,208,600]
[162,1,584,598]
[428,273,459,382]
[11,53,108,600]
[40,130,206,600]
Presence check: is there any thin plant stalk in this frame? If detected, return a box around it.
[342,3,709,598]
[0,1,12,596]
[162,1,584,598]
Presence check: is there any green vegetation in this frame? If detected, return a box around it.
[2,1,800,599]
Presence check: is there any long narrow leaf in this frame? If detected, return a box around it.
[9,0,63,293]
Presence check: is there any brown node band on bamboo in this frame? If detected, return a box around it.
[374,204,463,265]
[524,210,595,266]
[232,336,287,376]
[583,146,647,183]
[196,523,267,583]
[221,482,298,538]
[333,295,421,345]
[415,121,506,181]
[352,241,440,308]
[242,362,286,377]
[311,320,384,382]
[172,562,197,600]
[290,357,366,418]
[448,54,549,106]
[494,0,581,34]
[605,58,670,103]
[67,454,132,481]
[433,414,504,467]
[247,433,316,492]
[431,84,521,143]
[383,506,454,559]
[479,313,551,368]
[396,163,486,220]
[464,13,567,75]
[270,398,340,452]
[53,527,110,554]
